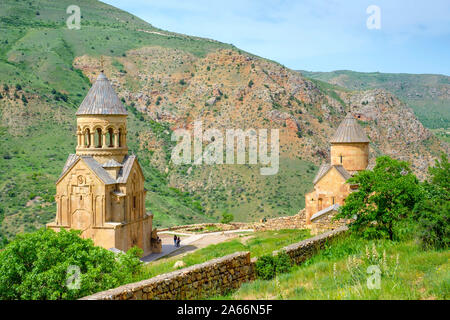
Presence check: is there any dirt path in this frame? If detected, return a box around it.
[142,230,253,262]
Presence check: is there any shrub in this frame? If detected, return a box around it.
[275,251,292,274]
[414,199,449,249]
[0,228,143,300]
[413,154,449,249]
[255,255,276,280]
[255,252,292,280]
[337,156,422,240]
[221,211,234,224]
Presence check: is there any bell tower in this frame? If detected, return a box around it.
[329,113,369,172]
[48,71,157,256]
[75,72,128,164]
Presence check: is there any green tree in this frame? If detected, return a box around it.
[221,211,234,224]
[0,228,143,300]
[336,156,422,240]
[413,153,449,249]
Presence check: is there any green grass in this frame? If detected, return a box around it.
[139,229,311,280]
[430,128,450,144]
[0,0,239,242]
[183,158,318,223]
[215,235,449,300]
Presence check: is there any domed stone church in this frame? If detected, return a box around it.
[47,72,155,255]
[305,113,370,227]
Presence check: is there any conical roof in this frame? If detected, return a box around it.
[76,72,128,116]
[330,113,369,143]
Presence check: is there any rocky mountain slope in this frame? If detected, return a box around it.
[300,70,450,130]
[0,0,447,242]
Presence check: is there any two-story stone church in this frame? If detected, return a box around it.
[305,113,370,226]
[47,72,155,255]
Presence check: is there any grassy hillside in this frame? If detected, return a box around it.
[300,70,450,130]
[140,229,311,280]
[0,0,447,243]
[0,0,234,241]
[217,234,449,300]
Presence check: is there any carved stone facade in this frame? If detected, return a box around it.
[47,73,153,255]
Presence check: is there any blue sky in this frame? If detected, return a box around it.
[103,0,450,75]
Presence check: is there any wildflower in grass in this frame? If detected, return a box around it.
[382,250,387,273]
[372,243,379,261]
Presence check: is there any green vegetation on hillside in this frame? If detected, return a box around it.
[218,235,449,299]
[140,229,310,280]
[0,0,238,242]
[0,226,310,300]
[217,155,449,300]
[301,70,450,130]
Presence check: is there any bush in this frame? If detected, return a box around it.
[414,199,449,249]
[255,252,292,280]
[413,154,449,249]
[337,156,422,240]
[221,211,234,224]
[0,228,143,300]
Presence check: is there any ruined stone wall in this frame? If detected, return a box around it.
[80,251,255,300]
[250,210,306,231]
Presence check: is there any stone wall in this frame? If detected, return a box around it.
[157,222,248,233]
[80,251,255,300]
[279,225,348,265]
[81,226,348,300]
[250,210,306,231]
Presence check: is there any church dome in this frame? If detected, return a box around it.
[330,113,369,143]
[76,72,128,116]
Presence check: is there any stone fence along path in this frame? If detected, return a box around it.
[81,226,348,300]
[81,252,255,300]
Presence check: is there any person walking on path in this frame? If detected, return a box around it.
[173,235,177,246]
[176,236,181,247]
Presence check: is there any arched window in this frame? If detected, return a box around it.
[85,129,91,147]
[95,128,102,148]
[107,128,114,147]
[118,128,123,147]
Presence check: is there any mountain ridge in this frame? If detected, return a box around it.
[0,0,447,243]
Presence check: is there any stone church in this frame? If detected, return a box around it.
[305,113,370,226]
[47,72,155,255]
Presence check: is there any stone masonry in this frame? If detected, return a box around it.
[81,251,255,300]
[81,226,347,300]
